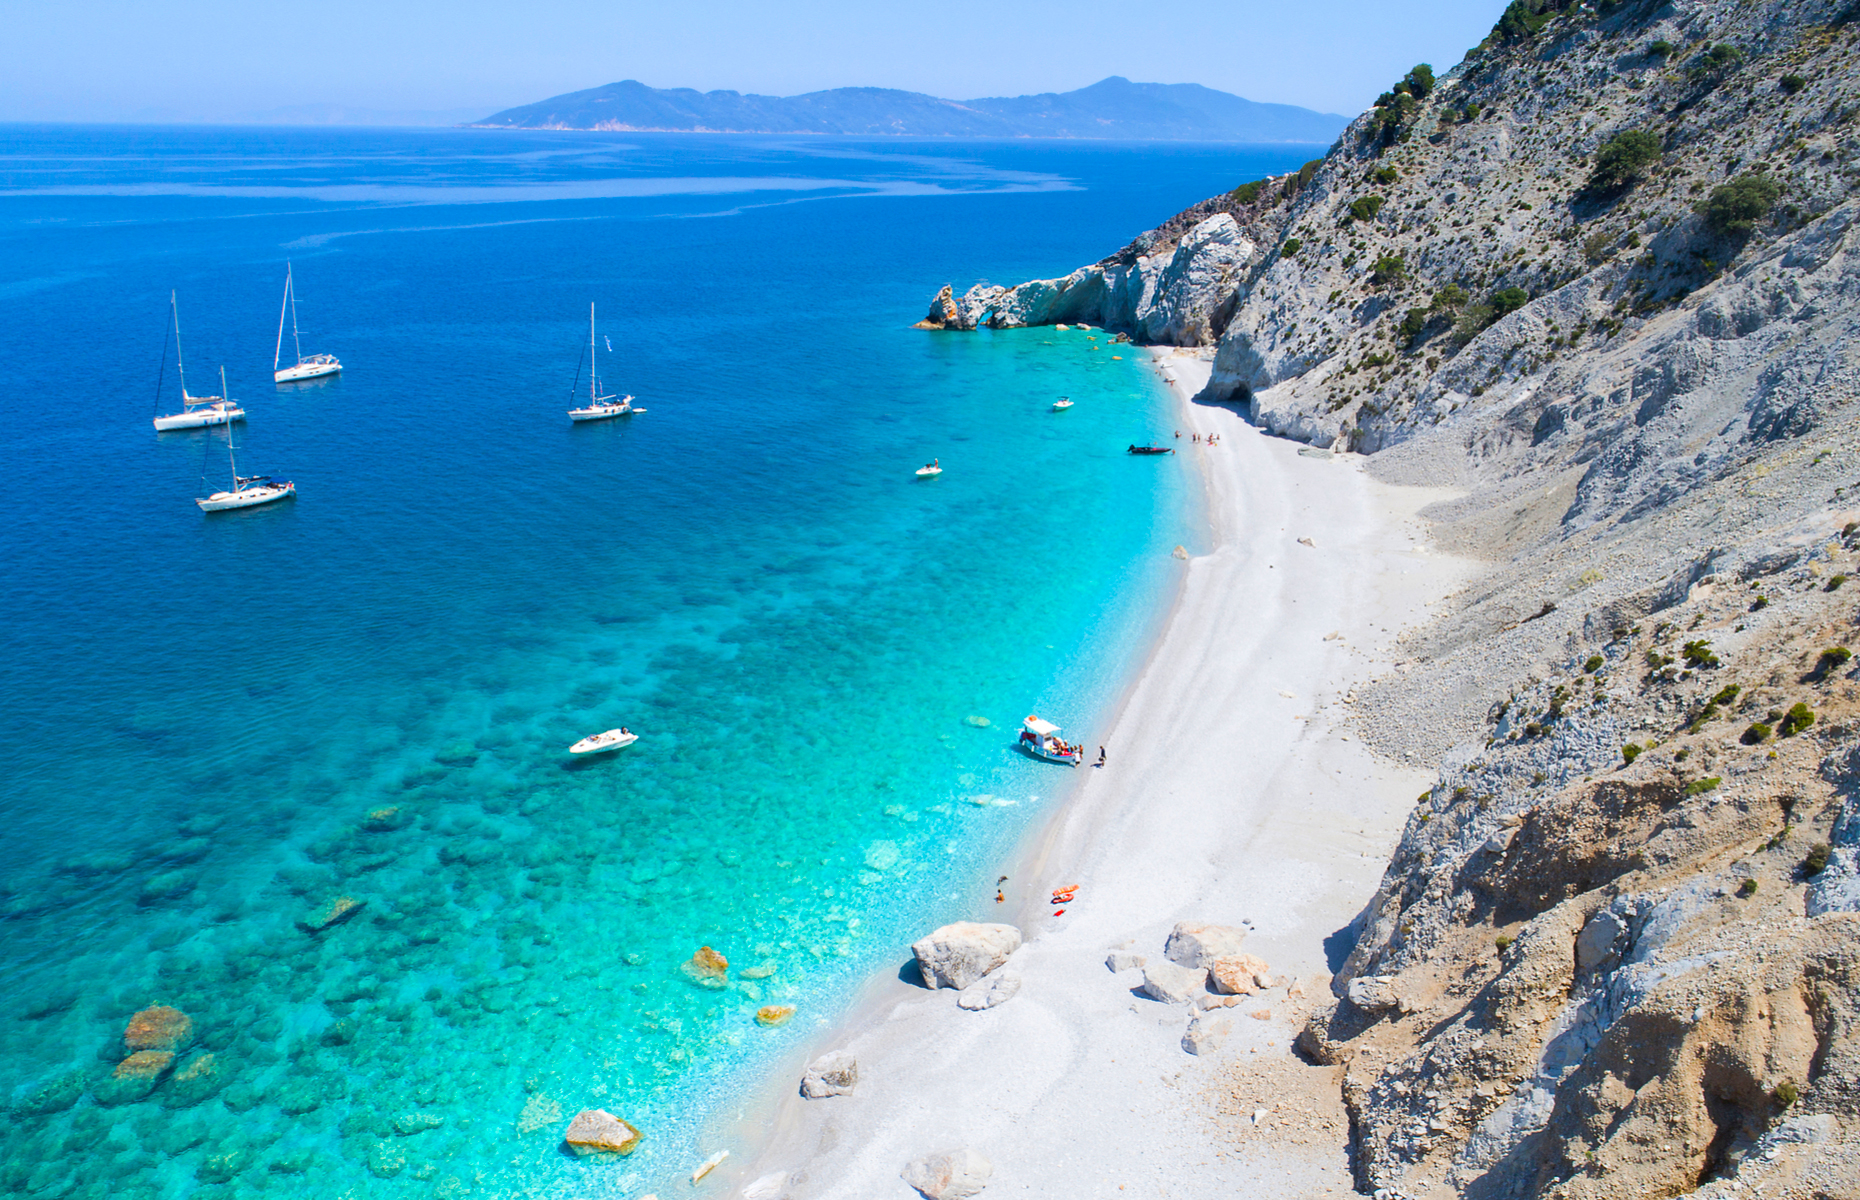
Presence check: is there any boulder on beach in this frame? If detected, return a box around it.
[1104,949,1146,973]
[911,922,1021,990]
[956,972,1020,1011]
[755,1004,796,1027]
[1163,921,1248,968]
[1346,975,1404,1014]
[680,946,729,987]
[1182,1015,1232,1055]
[1208,954,1274,995]
[125,1005,193,1053]
[564,1108,642,1156]
[902,1147,994,1200]
[801,1051,858,1099]
[299,895,365,933]
[1139,959,1209,1004]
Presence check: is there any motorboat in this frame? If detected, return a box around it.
[273,263,342,382]
[196,374,295,511]
[153,292,246,430]
[1051,398,1074,411]
[1019,716,1082,766]
[569,728,638,755]
[567,303,646,421]
[915,458,942,478]
[1127,444,1175,455]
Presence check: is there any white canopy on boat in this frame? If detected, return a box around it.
[1023,716,1060,736]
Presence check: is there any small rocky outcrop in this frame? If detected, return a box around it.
[1207,953,1273,995]
[800,1051,858,1099]
[563,1108,642,1156]
[901,1147,993,1200]
[298,895,364,932]
[123,1005,192,1053]
[1138,960,1208,1004]
[1182,1015,1232,1056]
[1162,921,1248,968]
[955,972,1020,1010]
[910,922,1021,990]
[755,1004,795,1026]
[680,946,729,987]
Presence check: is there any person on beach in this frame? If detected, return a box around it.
[1097,746,1106,767]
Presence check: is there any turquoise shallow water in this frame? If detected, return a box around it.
[0,127,1317,1197]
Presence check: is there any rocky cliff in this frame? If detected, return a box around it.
[926,0,1860,1195]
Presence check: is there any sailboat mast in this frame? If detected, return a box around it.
[275,267,290,373]
[589,303,598,405]
[173,291,190,400]
[289,264,304,365]
[221,367,238,488]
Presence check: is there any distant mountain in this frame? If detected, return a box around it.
[471,77,1347,143]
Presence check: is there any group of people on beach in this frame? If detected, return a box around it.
[1173,430,1220,445]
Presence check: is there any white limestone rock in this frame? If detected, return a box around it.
[1208,954,1274,995]
[901,1147,993,1200]
[1346,975,1404,1014]
[1105,949,1146,973]
[1137,214,1254,345]
[1163,921,1248,968]
[800,1051,858,1099]
[563,1108,641,1156]
[1139,959,1209,1004]
[911,922,1021,990]
[1182,1015,1233,1056]
[956,972,1021,1010]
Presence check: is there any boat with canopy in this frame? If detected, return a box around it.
[567,303,644,422]
[1019,715,1082,765]
[196,373,295,511]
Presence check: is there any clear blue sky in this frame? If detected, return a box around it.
[0,0,1506,123]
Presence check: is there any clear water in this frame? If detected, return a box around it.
[0,127,1317,1198]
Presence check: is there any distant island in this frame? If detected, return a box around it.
[470,76,1348,143]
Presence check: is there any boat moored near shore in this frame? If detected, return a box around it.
[1018,715,1082,765]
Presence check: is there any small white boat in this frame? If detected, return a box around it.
[915,459,942,479]
[153,292,246,431]
[1052,398,1074,411]
[273,263,341,383]
[567,303,646,421]
[569,728,638,755]
[1018,716,1082,766]
[196,376,295,512]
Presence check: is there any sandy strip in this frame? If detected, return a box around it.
[717,348,1477,1200]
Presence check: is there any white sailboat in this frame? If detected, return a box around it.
[196,373,296,511]
[153,292,246,431]
[273,262,341,383]
[567,303,645,422]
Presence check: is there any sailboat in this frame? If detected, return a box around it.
[273,263,341,383]
[567,303,645,422]
[153,292,246,431]
[196,371,295,511]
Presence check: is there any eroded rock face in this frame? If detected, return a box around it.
[800,1051,858,1099]
[901,1147,993,1200]
[911,922,1021,990]
[563,1108,642,1156]
[1163,922,1248,968]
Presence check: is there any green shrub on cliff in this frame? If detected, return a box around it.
[1743,721,1772,744]
[1281,238,1302,258]
[1370,254,1407,285]
[1647,39,1675,59]
[1399,307,1430,342]
[1780,74,1807,95]
[1347,195,1387,223]
[1779,702,1816,736]
[1489,287,1530,320]
[1586,130,1662,194]
[1805,842,1832,875]
[1230,179,1267,204]
[1622,743,1643,765]
[1701,174,1781,237]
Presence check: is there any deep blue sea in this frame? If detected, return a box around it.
[0,126,1317,1199]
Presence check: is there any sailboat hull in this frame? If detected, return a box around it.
[274,360,340,383]
[197,481,295,511]
[154,404,245,431]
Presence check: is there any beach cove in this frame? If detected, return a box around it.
[725,349,1478,1199]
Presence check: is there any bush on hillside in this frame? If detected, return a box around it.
[1370,254,1407,285]
[1647,39,1675,58]
[1230,179,1267,204]
[1347,195,1387,222]
[1781,74,1807,95]
[1586,129,1662,193]
[1701,174,1782,236]
[1399,308,1430,342]
[1489,286,1530,319]
[1779,702,1816,737]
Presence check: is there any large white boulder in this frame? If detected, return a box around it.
[1163,921,1248,968]
[956,972,1021,1010]
[1346,975,1404,1014]
[911,923,1022,990]
[1139,959,1209,1004]
[1136,214,1254,346]
[902,1147,994,1200]
[562,1109,641,1155]
[800,1051,858,1099]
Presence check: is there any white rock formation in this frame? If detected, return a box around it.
[956,972,1021,1010]
[1104,949,1146,973]
[1138,959,1209,1004]
[901,1147,994,1200]
[800,1051,858,1099]
[1345,975,1403,1014]
[911,922,1022,990]
[1207,953,1274,995]
[1182,1015,1233,1056]
[563,1109,641,1155]
[1163,921,1249,968]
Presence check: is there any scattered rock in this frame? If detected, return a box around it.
[159,1052,223,1109]
[1250,1008,1273,1021]
[1163,921,1248,968]
[1344,975,1403,1014]
[963,715,991,728]
[741,1172,790,1200]
[801,1051,858,1099]
[1575,908,1626,973]
[393,1111,445,1136]
[911,922,1022,990]
[681,946,729,987]
[367,1141,407,1179]
[1207,953,1274,995]
[517,1094,562,1134]
[755,1004,796,1026]
[1139,959,1209,1004]
[124,1005,193,1053]
[1105,950,1146,972]
[1182,1015,1232,1055]
[691,1149,729,1183]
[299,895,365,933]
[1297,537,1316,547]
[362,806,406,831]
[956,973,1020,1010]
[1173,545,1190,560]
[740,962,777,979]
[901,1147,994,1200]
[563,1108,642,1156]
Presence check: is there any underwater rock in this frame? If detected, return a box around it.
[20,989,80,1020]
[911,923,1021,990]
[159,1052,223,1109]
[739,962,777,979]
[863,841,901,871]
[516,1094,562,1134]
[266,1148,315,1175]
[298,895,365,933]
[197,1148,250,1184]
[563,1108,642,1156]
[963,715,991,728]
[434,741,479,767]
[901,1147,993,1200]
[367,1140,407,1178]
[274,1082,325,1116]
[95,1051,175,1106]
[14,1070,85,1116]
[363,806,407,832]
[136,869,198,906]
[755,1004,796,1027]
[680,946,729,987]
[800,1052,858,1099]
[692,1149,729,1182]
[392,1111,445,1136]
[124,1007,193,1054]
